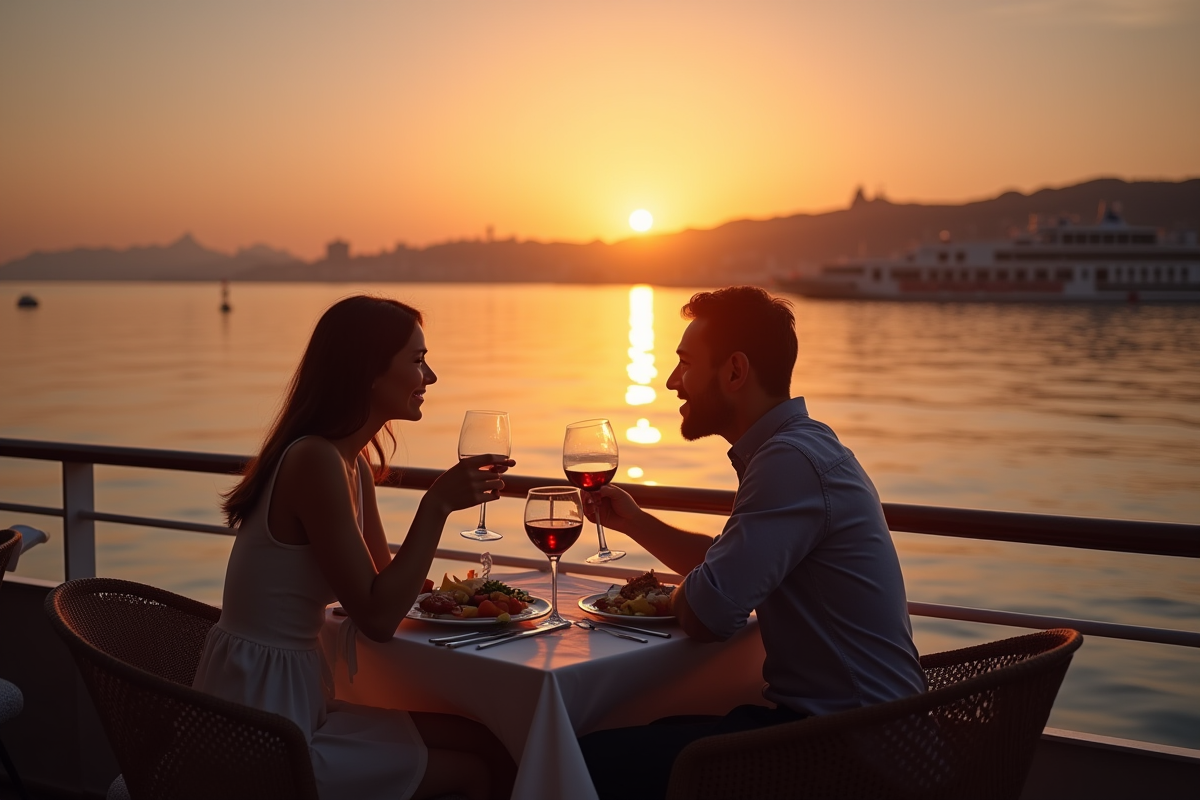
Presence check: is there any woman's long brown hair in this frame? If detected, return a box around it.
[222,295,423,527]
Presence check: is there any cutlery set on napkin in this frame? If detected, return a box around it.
[429,621,571,649]
[428,618,669,649]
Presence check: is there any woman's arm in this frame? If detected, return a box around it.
[276,438,511,642]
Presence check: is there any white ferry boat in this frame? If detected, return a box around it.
[777,205,1200,302]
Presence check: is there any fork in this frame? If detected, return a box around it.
[574,619,647,642]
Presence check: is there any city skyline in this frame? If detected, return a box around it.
[2,1,1198,264]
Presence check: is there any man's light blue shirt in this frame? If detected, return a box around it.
[685,397,926,716]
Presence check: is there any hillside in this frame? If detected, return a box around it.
[5,178,1197,285]
[0,234,299,281]
[232,177,1200,285]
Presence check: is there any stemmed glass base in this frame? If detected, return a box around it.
[461,501,502,542]
[539,555,567,626]
[585,548,626,564]
[584,491,624,562]
[460,528,502,542]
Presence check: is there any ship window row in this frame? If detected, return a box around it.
[995,251,1194,261]
[1097,266,1192,283]
[1060,233,1156,245]
[877,266,1192,283]
[935,251,968,263]
[884,268,1073,282]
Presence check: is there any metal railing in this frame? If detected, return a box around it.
[2,437,1198,649]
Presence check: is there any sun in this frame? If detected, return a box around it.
[629,209,653,233]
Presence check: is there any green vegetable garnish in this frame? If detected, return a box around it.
[480,580,531,601]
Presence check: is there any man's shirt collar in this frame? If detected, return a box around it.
[727,397,809,480]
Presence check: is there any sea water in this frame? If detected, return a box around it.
[2,281,1197,747]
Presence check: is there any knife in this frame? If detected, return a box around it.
[592,619,672,639]
[444,630,521,649]
[476,620,572,650]
[429,629,504,645]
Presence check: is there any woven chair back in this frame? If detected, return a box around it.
[45,578,319,800]
[0,529,19,577]
[667,628,1082,800]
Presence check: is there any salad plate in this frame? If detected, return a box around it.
[407,594,551,626]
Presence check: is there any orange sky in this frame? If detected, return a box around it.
[1,1,1198,264]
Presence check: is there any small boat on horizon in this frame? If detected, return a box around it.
[16,293,39,308]
[776,203,1200,302]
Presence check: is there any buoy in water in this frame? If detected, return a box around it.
[220,280,232,313]
[17,294,39,308]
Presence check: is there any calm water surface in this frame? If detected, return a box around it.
[2,282,1198,747]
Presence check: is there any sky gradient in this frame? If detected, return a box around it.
[2,0,1198,263]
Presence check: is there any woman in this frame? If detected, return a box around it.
[194,295,516,800]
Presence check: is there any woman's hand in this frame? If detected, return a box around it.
[424,454,515,516]
[582,484,645,534]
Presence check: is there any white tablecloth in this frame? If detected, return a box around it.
[320,570,767,800]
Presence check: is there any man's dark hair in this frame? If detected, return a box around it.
[681,286,797,396]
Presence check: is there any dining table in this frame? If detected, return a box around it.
[319,569,768,800]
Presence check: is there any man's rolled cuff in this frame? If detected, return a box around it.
[682,562,751,640]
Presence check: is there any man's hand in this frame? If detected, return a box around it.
[673,578,721,642]
[584,484,714,577]
[582,484,646,534]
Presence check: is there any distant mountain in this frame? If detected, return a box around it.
[0,234,299,281]
[4,178,1197,285]
[595,177,1200,283]
[242,177,1200,286]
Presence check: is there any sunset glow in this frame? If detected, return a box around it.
[0,2,1197,263]
[629,209,654,233]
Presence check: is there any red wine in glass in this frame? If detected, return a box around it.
[565,463,617,491]
[524,487,583,626]
[563,419,625,563]
[524,518,583,556]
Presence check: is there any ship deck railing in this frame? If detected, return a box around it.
[1,437,1198,800]
[2,436,1196,649]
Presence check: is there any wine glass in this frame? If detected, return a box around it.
[563,418,625,563]
[524,487,583,626]
[458,410,511,542]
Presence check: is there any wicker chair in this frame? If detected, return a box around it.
[666,628,1083,800]
[0,529,31,800]
[45,577,319,800]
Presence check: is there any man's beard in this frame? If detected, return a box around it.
[679,376,735,441]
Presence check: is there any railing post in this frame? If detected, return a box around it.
[62,461,97,579]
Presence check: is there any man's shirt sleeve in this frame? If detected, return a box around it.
[684,440,829,639]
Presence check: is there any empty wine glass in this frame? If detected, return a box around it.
[524,487,583,626]
[563,418,625,563]
[459,410,511,541]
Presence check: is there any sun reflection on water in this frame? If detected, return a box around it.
[624,286,662,454]
[625,286,658,406]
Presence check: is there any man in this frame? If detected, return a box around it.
[579,286,925,800]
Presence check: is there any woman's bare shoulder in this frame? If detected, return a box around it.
[276,437,345,485]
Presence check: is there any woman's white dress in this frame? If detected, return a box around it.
[193,442,427,800]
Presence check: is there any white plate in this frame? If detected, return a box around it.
[407,594,552,626]
[578,592,675,623]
